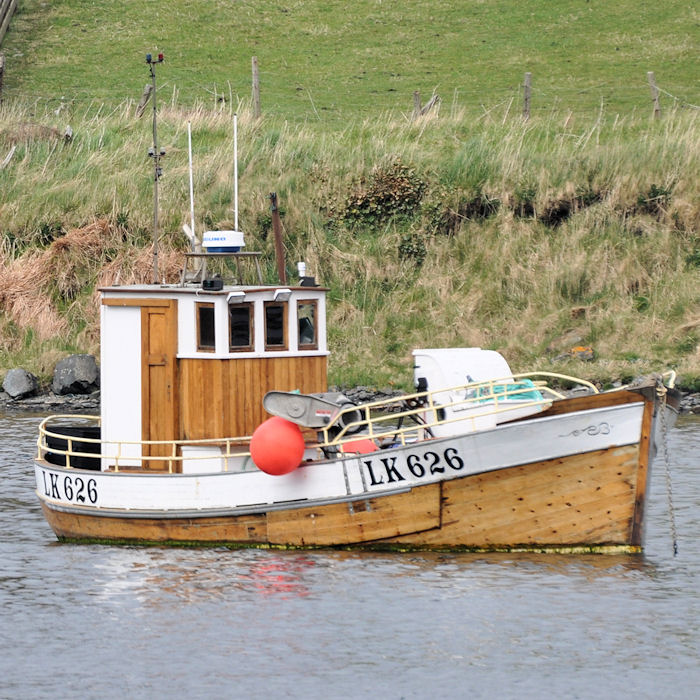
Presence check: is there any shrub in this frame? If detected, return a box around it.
[685,248,700,269]
[342,160,426,228]
[398,232,427,267]
[636,183,672,216]
[429,193,500,236]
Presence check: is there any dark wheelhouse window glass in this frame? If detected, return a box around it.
[197,304,216,351]
[265,303,286,348]
[229,304,253,351]
[298,301,317,349]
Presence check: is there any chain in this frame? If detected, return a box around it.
[657,382,678,556]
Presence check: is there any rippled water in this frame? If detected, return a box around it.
[1,414,699,699]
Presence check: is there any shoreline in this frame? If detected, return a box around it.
[2,386,699,416]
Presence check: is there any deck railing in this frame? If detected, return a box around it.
[317,371,598,447]
[37,371,600,472]
[37,416,255,473]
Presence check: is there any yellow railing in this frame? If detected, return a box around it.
[37,415,254,473]
[317,372,598,447]
[37,371,601,471]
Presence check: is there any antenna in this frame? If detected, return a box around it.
[233,113,239,230]
[187,121,196,252]
[198,114,246,255]
[146,51,165,284]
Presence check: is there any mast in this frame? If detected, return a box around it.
[146,52,165,284]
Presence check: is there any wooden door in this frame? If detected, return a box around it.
[141,300,179,471]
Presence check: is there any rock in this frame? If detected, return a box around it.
[2,369,39,399]
[680,392,700,414]
[52,354,100,395]
[569,345,595,361]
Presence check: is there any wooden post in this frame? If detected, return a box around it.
[269,192,287,284]
[412,91,421,120]
[0,0,18,47]
[0,54,4,105]
[135,83,153,118]
[420,93,440,116]
[252,56,261,119]
[647,71,661,119]
[523,72,532,120]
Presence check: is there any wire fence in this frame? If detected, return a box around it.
[1,57,698,123]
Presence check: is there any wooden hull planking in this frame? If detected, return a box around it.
[39,443,646,551]
[36,382,678,551]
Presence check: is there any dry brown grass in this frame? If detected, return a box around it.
[0,252,68,340]
[0,123,64,145]
[0,219,185,351]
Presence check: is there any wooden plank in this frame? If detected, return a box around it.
[536,388,644,417]
[179,355,327,439]
[267,483,441,546]
[141,301,178,470]
[178,360,193,439]
[467,489,637,545]
[385,444,642,548]
[102,297,172,307]
[448,456,638,534]
[42,502,268,544]
[630,394,655,545]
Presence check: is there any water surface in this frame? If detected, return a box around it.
[2,414,698,699]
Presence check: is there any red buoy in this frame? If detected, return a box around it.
[250,416,305,475]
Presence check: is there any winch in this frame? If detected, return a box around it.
[263,391,362,432]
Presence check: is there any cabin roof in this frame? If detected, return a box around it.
[99,283,329,295]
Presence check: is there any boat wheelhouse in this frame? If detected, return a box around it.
[97,280,328,474]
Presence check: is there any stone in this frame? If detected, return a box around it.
[569,345,595,361]
[52,354,100,395]
[2,368,39,399]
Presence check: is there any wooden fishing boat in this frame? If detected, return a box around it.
[34,269,681,552]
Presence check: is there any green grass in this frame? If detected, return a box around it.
[1,1,699,390]
[2,1,698,121]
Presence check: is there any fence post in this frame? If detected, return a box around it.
[1,0,19,47]
[135,83,153,118]
[252,56,261,119]
[0,53,4,105]
[647,71,661,119]
[412,90,421,120]
[523,72,532,120]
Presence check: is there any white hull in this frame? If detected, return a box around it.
[36,402,643,518]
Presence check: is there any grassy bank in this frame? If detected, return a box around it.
[1,100,698,389]
[0,1,698,390]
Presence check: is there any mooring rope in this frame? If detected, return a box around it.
[658,382,678,556]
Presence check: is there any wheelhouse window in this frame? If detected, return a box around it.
[264,301,287,350]
[297,300,318,350]
[229,303,254,352]
[196,302,216,352]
